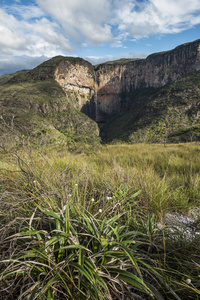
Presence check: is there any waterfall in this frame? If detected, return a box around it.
[94,71,98,122]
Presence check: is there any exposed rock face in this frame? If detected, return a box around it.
[54,58,95,110]
[53,39,200,122]
[93,39,200,122]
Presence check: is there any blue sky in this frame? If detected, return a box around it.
[0,0,200,75]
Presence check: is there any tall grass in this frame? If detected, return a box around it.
[0,142,200,299]
[0,143,200,223]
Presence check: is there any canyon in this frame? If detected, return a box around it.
[1,39,200,146]
[53,39,200,122]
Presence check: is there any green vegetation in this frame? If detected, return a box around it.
[8,56,93,83]
[0,142,200,299]
[95,58,143,68]
[1,52,200,299]
[0,77,100,149]
[101,70,200,144]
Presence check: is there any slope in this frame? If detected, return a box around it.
[100,70,200,144]
[0,67,100,149]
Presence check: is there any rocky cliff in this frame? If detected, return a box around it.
[1,39,200,146]
[93,39,200,122]
[49,39,200,122]
[54,58,95,110]
[7,39,200,124]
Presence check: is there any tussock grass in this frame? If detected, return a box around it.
[0,142,200,299]
[1,143,200,218]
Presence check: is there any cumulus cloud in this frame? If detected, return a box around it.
[36,0,113,44]
[32,18,72,52]
[1,0,200,53]
[0,6,73,59]
[0,0,200,75]
[115,0,200,38]
[0,8,27,50]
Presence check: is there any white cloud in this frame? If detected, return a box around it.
[0,8,27,50]
[115,0,200,38]
[0,0,200,75]
[111,32,129,48]
[111,40,127,48]
[86,51,149,65]
[0,25,26,50]
[1,0,200,54]
[32,18,72,52]
[85,56,109,65]
[3,4,45,20]
[129,51,148,59]
[0,54,48,75]
[0,6,73,59]
[36,0,113,44]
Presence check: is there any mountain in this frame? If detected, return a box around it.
[0,65,100,149]
[0,39,200,146]
[85,39,200,123]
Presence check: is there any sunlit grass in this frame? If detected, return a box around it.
[1,143,200,217]
[0,142,200,299]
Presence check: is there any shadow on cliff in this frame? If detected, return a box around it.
[80,69,161,143]
[80,67,159,125]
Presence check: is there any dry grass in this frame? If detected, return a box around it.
[0,142,200,299]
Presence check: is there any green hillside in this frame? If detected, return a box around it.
[0,71,100,150]
[101,70,200,144]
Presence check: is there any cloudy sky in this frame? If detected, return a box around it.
[0,0,200,75]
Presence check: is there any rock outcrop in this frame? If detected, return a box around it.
[54,58,95,110]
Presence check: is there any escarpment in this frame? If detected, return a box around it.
[92,39,200,122]
[7,39,200,124]
[54,58,97,120]
[50,39,200,122]
[1,39,200,145]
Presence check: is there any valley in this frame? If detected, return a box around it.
[0,39,200,300]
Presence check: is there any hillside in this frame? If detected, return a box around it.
[1,42,200,300]
[0,72,100,149]
[101,70,200,143]
[92,39,200,123]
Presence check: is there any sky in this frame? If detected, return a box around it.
[0,0,200,75]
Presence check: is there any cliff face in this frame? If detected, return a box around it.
[54,58,95,110]
[52,39,200,122]
[2,39,200,145]
[93,39,200,121]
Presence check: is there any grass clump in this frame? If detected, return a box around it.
[0,142,200,299]
[1,204,157,300]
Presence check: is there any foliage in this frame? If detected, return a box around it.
[0,143,200,299]
[0,78,100,149]
[0,205,157,300]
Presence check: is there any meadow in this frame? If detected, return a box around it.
[0,142,200,299]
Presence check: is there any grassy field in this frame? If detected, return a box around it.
[0,142,200,299]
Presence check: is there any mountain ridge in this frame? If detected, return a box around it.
[1,39,200,146]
